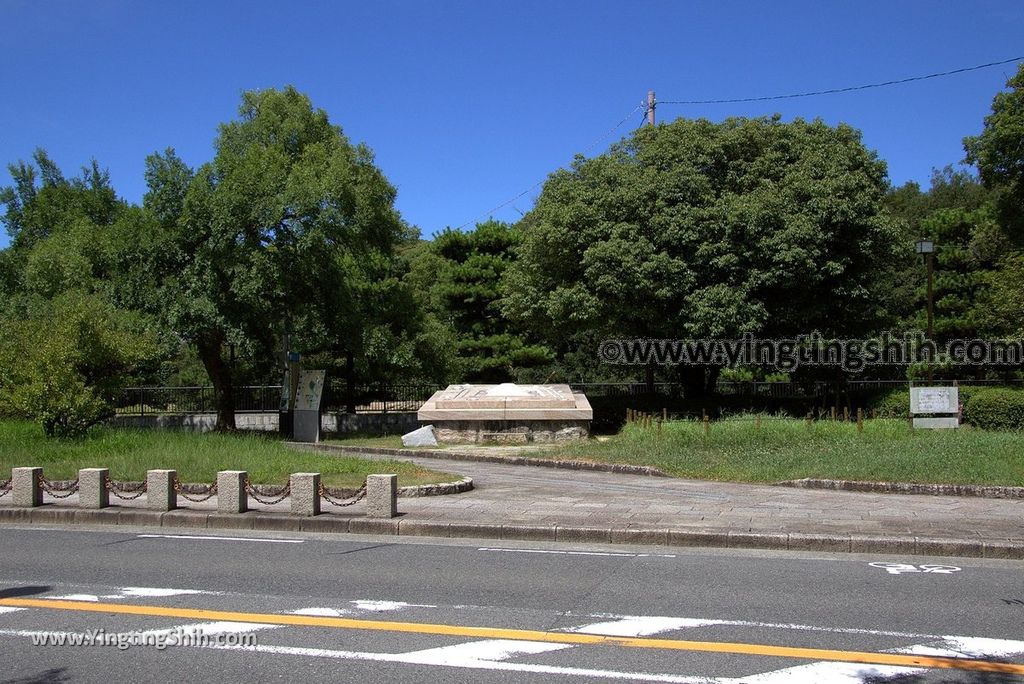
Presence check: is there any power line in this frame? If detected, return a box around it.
[453,103,644,230]
[658,56,1022,106]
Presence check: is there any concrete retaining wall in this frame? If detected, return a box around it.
[111,412,420,435]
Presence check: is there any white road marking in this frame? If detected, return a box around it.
[350,600,437,612]
[576,613,947,640]
[736,661,923,683]
[291,607,351,617]
[44,587,222,602]
[136,534,303,543]
[902,636,1024,659]
[478,547,675,558]
[736,633,1024,682]
[130,621,279,639]
[0,607,26,615]
[571,616,719,637]
[204,642,718,683]
[398,638,572,664]
[119,587,218,598]
[868,562,961,575]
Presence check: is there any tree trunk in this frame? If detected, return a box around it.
[197,331,236,432]
[345,350,356,414]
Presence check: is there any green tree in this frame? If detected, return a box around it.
[0,153,161,436]
[131,87,410,429]
[964,63,1024,241]
[503,115,901,394]
[407,221,551,381]
[0,291,158,437]
[979,254,1024,338]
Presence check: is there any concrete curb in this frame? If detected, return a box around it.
[1,505,1020,560]
[48,477,474,499]
[313,444,669,477]
[777,478,1024,500]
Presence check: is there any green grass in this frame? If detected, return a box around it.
[325,434,408,449]
[539,416,1024,486]
[0,421,455,488]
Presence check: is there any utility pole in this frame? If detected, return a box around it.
[647,90,656,126]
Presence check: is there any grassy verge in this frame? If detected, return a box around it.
[325,435,408,449]
[0,421,455,488]
[539,417,1024,486]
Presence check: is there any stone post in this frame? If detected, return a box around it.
[78,468,109,509]
[217,470,247,514]
[12,467,42,508]
[147,469,177,511]
[366,474,398,519]
[290,472,320,516]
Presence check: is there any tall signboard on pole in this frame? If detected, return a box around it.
[293,370,326,442]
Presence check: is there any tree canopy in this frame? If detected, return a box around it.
[129,87,412,429]
[502,115,901,391]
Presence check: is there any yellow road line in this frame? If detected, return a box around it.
[1,597,1021,675]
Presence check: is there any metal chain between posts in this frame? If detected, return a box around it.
[106,477,148,501]
[244,479,291,506]
[173,476,218,503]
[319,482,367,508]
[0,479,11,498]
[38,474,79,499]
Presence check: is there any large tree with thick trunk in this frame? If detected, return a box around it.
[140,87,404,430]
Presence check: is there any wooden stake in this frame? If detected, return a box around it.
[843,406,850,422]
[857,408,864,433]
[830,406,837,421]
[756,414,762,430]
[662,408,668,422]
[806,412,813,428]
[703,414,710,436]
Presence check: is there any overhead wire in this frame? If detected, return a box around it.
[657,56,1022,105]
[453,103,644,230]
[454,56,1021,231]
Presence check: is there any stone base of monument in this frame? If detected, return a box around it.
[418,383,592,445]
[433,420,590,444]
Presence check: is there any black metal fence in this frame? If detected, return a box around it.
[114,385,283,416]
[113,378,1023,416]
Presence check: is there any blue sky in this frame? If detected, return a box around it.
[1,1,1021,249]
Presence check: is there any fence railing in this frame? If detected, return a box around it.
[114,386,283,416]
[113,378,1024,416]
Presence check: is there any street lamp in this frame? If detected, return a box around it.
[915,239,936,380]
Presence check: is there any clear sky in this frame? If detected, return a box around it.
[1,1,1021,249]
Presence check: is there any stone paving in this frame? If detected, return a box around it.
[359,453,1024,543]
[3,447,1023,556]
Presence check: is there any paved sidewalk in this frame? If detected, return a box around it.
[2,448,1022,558]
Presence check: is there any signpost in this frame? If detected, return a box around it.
[910,386,959,429]
[293,370,326,443]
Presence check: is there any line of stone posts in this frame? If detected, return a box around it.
[5,468,398,518]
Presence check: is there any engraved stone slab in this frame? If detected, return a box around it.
[435,383,577,409]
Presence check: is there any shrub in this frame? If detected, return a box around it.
[868,388,910,418]
[963,389,1024,431]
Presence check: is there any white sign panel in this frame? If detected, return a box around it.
[295,370,326,412]
[910,386,959,415]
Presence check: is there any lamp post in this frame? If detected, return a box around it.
[915,239,935,381]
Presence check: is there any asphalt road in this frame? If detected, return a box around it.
[0,524,1022,683]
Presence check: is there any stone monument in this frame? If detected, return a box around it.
[417,383,592,444]
[293,370,326,442]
